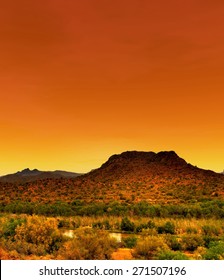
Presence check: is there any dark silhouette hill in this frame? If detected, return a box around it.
[82,150,220,186]
[87,151,192,181]
[0,168,82,183]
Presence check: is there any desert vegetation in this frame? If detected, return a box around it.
[0,198,224,218]
[0,213,224,260]
[1,151,224,260]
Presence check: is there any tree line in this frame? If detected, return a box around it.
[0,200,224,218]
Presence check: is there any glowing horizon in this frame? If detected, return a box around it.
[1,0,224,176]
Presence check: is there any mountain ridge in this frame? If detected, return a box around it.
[85,150,219,182]
[0,150,223,205]
[0,168,83,183]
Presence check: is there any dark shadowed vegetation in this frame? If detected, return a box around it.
[1,200,224,219]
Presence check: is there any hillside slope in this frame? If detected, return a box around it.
[0,151,223,205]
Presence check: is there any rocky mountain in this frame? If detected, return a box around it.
[85,150,217,182]
[0,151,223,205]
[70,150,224,204]
[0,168,82,183]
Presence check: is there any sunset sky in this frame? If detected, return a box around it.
[1,0,224,175]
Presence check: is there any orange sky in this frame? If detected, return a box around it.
[0,0,224,175]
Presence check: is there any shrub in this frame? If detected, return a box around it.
[192,246,207,260]
[186,227,198,234]
[141,228,158,236]
[135,224,147,233]
[203,235,220,248]
[202,225,220,236]
[158,221,175,234]
[121,217,135,232]
[165,235,182,251]
[132,236,168,259]
[156,250,189,260]
[92,220,111,230]
[147,220,156,228]
[181,234,204,251]
[123,236,138,248]
[202,241,224,260]
[0,247,20,260]
[2,218,26,240]
[58,219,70,228]
[57,228,117,260]
[135,220,155,233]
[103,220,111,230]
[14,215,62,255]
[92,222,103,229]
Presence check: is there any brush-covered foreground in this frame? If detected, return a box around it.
[0,213,224,260]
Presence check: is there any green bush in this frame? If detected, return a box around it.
[135,220,156,233]
[121,217,135,232]
[202,225,220,236]
[165,235,182,251]
[156,250,189,260]
[2,218,26,240]
[181,234,204,251]
[186,227,198,234]
[203,235,220,248]
[158,221,175,234]
[135,224,148,233]
[202,241,224,260]
[147,220,156,228]
[123,236,138,248]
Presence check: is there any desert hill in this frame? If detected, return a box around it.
[86,150,213,181]
[75,150,224,203]
[0,151,224,206]
[0,168,82,183]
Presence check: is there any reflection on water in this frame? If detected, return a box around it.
[109,232,122,242]
[63,230,75,238]
[63,230,130,243]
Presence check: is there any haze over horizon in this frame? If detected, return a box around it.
[1,0,224,175]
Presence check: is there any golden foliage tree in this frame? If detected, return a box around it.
[13,215,62,255]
